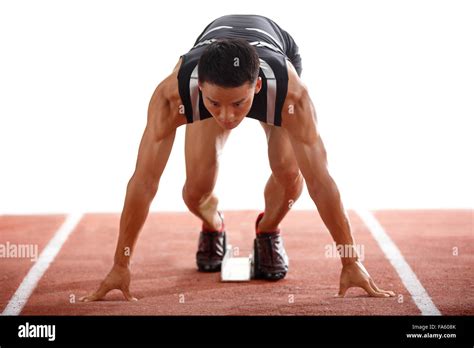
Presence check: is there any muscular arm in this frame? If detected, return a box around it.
[282,67,395,297]
[114,106,176,267]
[283,87,357,265]
[81,72,185,301]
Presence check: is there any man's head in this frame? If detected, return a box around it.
[198,39,262,129]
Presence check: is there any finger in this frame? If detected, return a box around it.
[362,281,389,298]
[336,282,350,298]
[121,287,138,302]
[79,294,99,302]
[80,284,111,302]
[80,290,106,302]
[79,293,102,302]
[369,278,396,297]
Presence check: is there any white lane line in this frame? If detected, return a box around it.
[2,213,83,316]
[355,209,441,316]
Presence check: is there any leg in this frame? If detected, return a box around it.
[182,117,231,231]
[257,122,304,232]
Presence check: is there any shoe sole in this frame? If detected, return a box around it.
[197,263,222,272]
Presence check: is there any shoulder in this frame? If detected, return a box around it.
[281,61,317,143]
[153,58,183,108]
[283,61,309,107]
[148,59,187,139]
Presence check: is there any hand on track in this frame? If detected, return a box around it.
[337,261,396,298]
[80,264,137,302]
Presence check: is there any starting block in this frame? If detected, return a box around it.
[221,244,254,282]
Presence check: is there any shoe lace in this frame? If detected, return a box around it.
[207,233,219,254]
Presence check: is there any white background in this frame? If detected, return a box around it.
[1,0,473,214]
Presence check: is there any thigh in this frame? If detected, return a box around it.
[260,122,300,184]
[184,118,231,193]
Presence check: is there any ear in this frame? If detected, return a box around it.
[254,77,263,94]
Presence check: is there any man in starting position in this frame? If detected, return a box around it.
[81,14,395,301]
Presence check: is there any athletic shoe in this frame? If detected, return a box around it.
[196,211,226,272]
[253,212,289,280]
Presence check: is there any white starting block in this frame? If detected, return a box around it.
[220,244,254,282]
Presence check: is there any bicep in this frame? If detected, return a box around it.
[131,86,178,188]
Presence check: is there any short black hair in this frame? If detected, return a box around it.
[198,38,260,88]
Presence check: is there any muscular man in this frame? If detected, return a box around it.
[81,14,395,302]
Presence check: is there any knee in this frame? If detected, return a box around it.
[271,162,303,189]
[182,183,212,209]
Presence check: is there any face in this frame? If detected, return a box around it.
[199,78,262,130]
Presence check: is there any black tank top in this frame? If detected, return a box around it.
[177,15,302,127]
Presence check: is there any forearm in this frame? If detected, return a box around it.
[114,178,158,267]
[308,177,358,266]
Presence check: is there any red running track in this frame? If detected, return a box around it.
[0,210,472,315]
